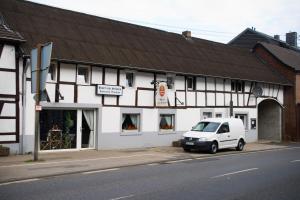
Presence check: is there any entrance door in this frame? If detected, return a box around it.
[81,110,95,148]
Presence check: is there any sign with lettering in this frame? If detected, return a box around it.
[156,82,168,107]
[96,85,123,96]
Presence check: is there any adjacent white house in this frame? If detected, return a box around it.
[0,0,290,154]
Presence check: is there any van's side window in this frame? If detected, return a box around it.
[218,122,230,133]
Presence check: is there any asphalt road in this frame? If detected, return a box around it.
[1,147,300,200]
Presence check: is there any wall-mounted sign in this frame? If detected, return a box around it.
[96,85,123,96]
[156,82,168,107]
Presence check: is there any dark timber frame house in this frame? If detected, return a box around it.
[0,0,294,154]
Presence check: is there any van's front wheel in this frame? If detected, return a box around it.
[210,142,218,154]
[236,139,245,151]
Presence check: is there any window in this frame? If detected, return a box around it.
[159,114,175,131]
[122,114,140,131]
[231,81,245,92]
[202,112,212,119]
[235,114,248,129]
[192,122,220,132]
[167,77,174,89]
[47,63,56,81]
[126,73,134,87]
[187,77,196,90]
[77,66,90,84]
[218,122,230,133]
[215,113,222,118]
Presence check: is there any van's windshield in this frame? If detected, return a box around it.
[191,122,220,132]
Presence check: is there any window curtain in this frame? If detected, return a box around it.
[83,110,94,148]
[130,115,138,129]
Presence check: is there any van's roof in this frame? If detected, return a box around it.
[201,118,242,123]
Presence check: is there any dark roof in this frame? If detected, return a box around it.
[229,28,300,52]
[0,0,290,85]
[257,42,300,71]
[0,23,25,43]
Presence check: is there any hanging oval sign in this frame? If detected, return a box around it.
[159,85,165,97]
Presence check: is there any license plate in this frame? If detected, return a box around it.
[186,142,194,145]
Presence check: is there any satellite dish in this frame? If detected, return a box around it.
[252,85,263,98]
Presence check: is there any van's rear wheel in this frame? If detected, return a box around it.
[210,142,218,154]
[236,139,244,151]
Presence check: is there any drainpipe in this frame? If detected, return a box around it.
[20,57,30,154]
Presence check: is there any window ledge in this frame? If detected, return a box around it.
[120,131,142,136]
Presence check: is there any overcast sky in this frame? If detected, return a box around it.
[30,0,300,44]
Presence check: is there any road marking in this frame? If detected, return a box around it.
[0,153,160,168]
[82,168,120,175]
[0,178,40,186]
[147,163,159,166]
[166,158,194,164]
[290,160,300,163]
[211,168,258,179]
[110,194,134,200]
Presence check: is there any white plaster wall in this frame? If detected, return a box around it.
[45,83,56,102]
[186,92,196,106]
[0,103,15,116]
[119,88,135,106]
[0,45,15,69]
[138,90,153,106]
[233,108,258,143]
[225,93,231,106]
[232,93,238,106]
[216,78,223,91]
[142,109,158,132]
[216,93,224,106]
[245,81,251,92]
[196,77,205,90]
[175,76,185,90]
[25,82,35,136]
[156,74,167,82]
[101,107,120,132]
[59,84,74,103]
[78,85,101,104]
[207,93,215,106]
[60,63,76,82]
[206,77,215,90]
[91,66,103,84]
[135,72,153,88]
[197,92,205,106]
[0,71,16,94]
[248,95,256,106]
[176,91,185,106]
[176,108,200,131]
[0,135,16,142]
[104,96,117,105]
[238,94,244,106]
[0,119,15,132]
[168,90,175,106]
[224,79,231,91]
[105,68,117,85]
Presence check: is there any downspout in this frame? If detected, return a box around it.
[20,56,30,154]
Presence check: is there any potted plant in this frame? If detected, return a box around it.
[0,145,9,156]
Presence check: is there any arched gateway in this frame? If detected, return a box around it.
[257,99,283,142]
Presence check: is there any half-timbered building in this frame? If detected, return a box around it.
[0,0,291,154]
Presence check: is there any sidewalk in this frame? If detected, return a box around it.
[0,142,293,183]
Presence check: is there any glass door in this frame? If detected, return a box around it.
[79,109,95,149]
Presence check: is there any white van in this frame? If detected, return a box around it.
[181,118,245,154]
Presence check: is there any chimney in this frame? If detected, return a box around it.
[286,32,297,47]
[274,35,280,40]
[182,30,191,38]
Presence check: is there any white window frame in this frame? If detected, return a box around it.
[235,113,248,130]
[121,113,140,133]
[187,77,195,90]
[159,114,175,132]
[77,65,90,85]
